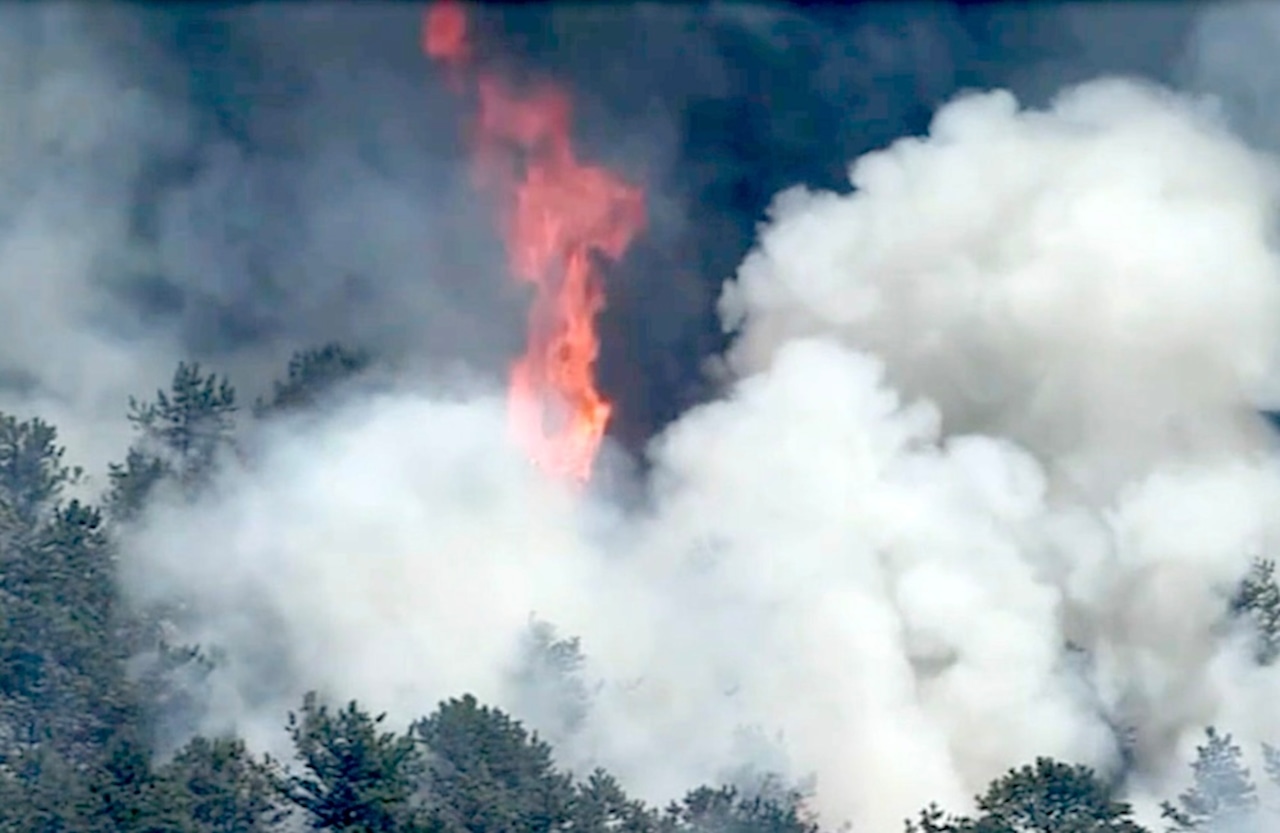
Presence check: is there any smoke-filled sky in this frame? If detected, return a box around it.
[3,0,1237,463]
[15,1,1280,831]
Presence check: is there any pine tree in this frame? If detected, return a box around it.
[81,731,198,833]
[254,343,371,417]
[572,769,660,833]
[1230,559,1280,666]
[509,618,591,743]
[1161,727,1258,832]
[662,783,820,833]
[0,414,82,531]
[107,362,238,517]
[906,758,1147,833]
[161,735,288,833]
[0,415,136,770]
[279,693,426,832]
[1263,742,1280,791]
[413,694,575,833]
[0,742,92,833]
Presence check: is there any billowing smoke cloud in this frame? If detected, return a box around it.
[9,0,1280,830]
[121,68,1280,833]
[722,78,1280,492]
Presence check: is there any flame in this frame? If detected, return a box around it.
[424,0,645,485]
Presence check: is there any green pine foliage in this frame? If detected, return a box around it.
[254,343,372,417]
[906,758,1146,833]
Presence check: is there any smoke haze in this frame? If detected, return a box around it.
[126,67,1280,833]
[7,1,1280,831]
[0,1,1209,464]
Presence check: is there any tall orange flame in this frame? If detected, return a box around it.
[424,0,646,485]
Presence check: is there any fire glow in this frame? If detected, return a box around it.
[423,0,646,485]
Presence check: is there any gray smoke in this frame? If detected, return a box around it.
[5,2,1280,831]
[0,1,1208,466]
[123,73,1280,832]
[0,2,520,475]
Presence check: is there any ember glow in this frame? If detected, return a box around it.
[424,0,646,484]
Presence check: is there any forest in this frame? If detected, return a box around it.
[0,343,1277,833]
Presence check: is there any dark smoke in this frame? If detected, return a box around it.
[0,1,1203,459]
[483,1,1200,450]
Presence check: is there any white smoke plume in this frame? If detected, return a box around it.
[118,71,1280,833]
